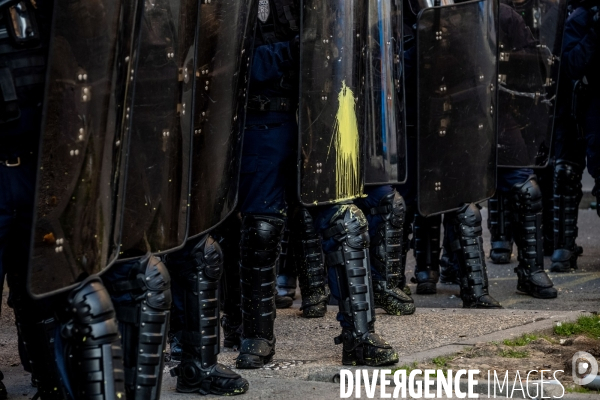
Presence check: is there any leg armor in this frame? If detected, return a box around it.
[104,255,171,400]
[236,215,284,369]
[215,217,243,350]
[59,277,126,400]
[551,160,583,272]
[368,192,414,316]
[276,225,297,301]
[511,176,557,298]
[487,192,514,264]
[439,218,460,285]
[449,203,502,308]
[411,214,441,294]
[399,205,415,295]
[169,235,249,395]
[294,207,330,318]
[324,205,398,367]
[13,310,64,399]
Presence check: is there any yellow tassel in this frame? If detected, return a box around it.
[331,80,362,200]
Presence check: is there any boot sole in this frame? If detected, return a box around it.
[416,283,437,295]
[235,353,274,369]
[550,262,576,273]
[516,287,558,299]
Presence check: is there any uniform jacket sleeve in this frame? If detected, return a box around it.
[562,7,600,81]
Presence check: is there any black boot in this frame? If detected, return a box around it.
[487,193,514,264]
[323,205,399,366]
[368,191,415,315]
[0,370,6,400]
[236,215,284,369]
[411,214,441,294]
[551,161,583,272]
[104,255,172,400]
[450,204,502,308]
[294,207,330,318]
[169,235,249,395]
[511,177,558,298]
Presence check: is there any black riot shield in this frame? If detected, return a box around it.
[298,0,367,206]
[118,0,198,259]
[187,0,256,238]
[28,0,135,297]
[497,0,567,168]
[417,0,499,216]
[365,0,407,185]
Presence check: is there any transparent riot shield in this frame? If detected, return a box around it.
[118,0,198,259]
[417,0,499,216]
[187,0,256,238]
[365,0,407,185]
[497,0,567,168]
[298,0,367,206]
[29,0,135,296]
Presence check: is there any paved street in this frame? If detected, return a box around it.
[1,209,598,399]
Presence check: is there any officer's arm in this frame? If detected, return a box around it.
[561,9,599,81]
[250,41,297,84]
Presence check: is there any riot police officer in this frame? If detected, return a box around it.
[231,0,399,369]
[554,0,600,272]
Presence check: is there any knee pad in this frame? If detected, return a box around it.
[511,175,542,214]
[191,234,224,281]
[554,160,583,197]
[325,204,370,249]
[454,203,483,237]
[241,215,285,266]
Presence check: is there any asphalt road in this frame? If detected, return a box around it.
[403,208,600,312]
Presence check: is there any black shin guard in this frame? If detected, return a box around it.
[13,305,64,399]
[294,207,330,318]
[60,277,126,400]
[169,235,248,395]
[551,161,583,272]
[237,215,284,369]
[450,204,502,309]
[105,255,171,400]
[487,193,513,264]
[368,192,414,315]
[511,177,557,298]
[411,214,441,294]
[324,205,398,366]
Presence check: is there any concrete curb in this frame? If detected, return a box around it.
[305,310,585,384]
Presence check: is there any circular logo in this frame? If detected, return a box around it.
[572,351,599,386]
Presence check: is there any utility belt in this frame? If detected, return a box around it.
[247,95,296,112]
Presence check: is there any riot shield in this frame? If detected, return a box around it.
[298,0,367,206]
[118,0,198,259]
[365,0,407,185]
[187,0,256,238]
[29,0,135,297]
[497,0,567,168]
[417,0,499,216]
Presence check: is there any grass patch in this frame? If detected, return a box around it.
[392,361,418,375]
[498,349,529,358]
[554,315,600,338]
[565,385,600,394]
[503,333,538,347]
[432,356,451,369]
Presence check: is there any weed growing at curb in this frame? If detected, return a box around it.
[392,361,418,375]
[498,349,529,358]
[554,315,600,338]
[503,333,538,347]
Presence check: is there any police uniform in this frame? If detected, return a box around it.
[229,0,400,369]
